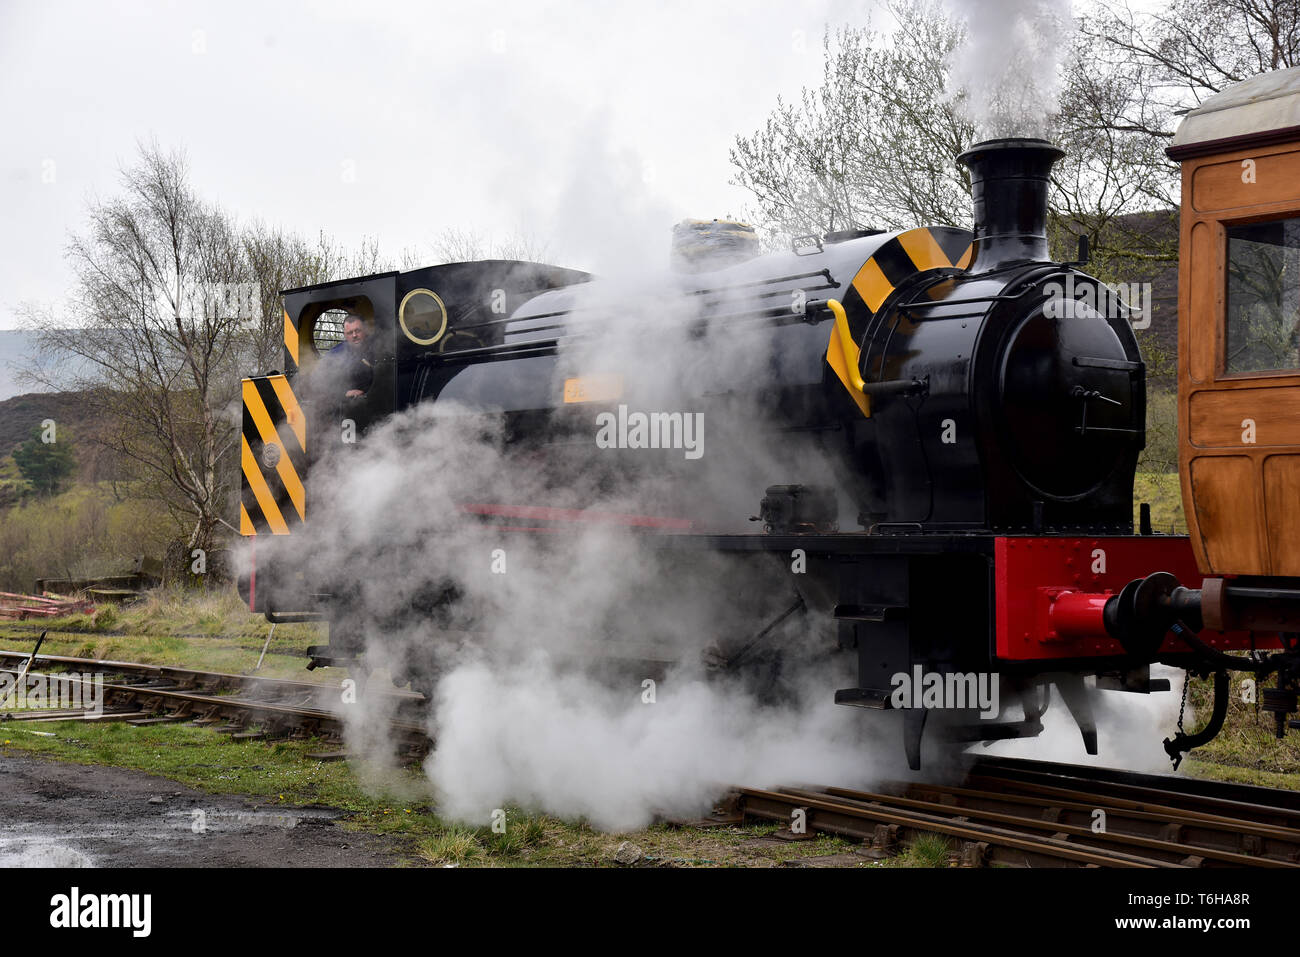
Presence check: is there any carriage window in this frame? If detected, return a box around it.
[1225,217,1300,374]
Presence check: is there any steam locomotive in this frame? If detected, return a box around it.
[238,68,1300,770]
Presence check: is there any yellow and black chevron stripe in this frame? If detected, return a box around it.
[826,226,973,418]
[282,308,300,376]
[240,374,306,535]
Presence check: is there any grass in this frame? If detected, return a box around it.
[1179,666,1300,782]
[1133,472,1186,534]
[0,587,330,684]
[415,816,549,865]
[417,826,483,865]
[19,586,323,642]
[872,833,954,868]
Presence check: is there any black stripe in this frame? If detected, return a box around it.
[931,226,973,267]
[240,399,269,533]
[241,485,271,534]
[869,238,918,288]
[251,377,284,426]
[838,282,871,340]
[241,403,258,446]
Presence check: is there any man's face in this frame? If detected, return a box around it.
[343,318,367,347]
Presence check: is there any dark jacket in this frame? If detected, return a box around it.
[325,340,373,395]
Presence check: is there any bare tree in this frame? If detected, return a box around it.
[1058,0,1300,280]
[24,143,255,555]
[1049,17,1183,277]
[731,0,1300,263]
[18,141,395,565]
[731,1,974,240]
[398,227,553,269]
[1082,0,1300,103]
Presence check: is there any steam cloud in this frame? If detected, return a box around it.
[945,0,1074,140]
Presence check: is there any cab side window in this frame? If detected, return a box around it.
[312,308,350,354]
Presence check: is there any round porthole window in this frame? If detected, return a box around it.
[399,289,448,346]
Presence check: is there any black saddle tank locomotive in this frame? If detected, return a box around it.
[239,139,1226,769]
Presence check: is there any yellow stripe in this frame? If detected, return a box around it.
[825,299,871,418]
[851,258,894,313]
[242,380,305,521]
[269,375,306,451]
[955,244,973,269]
[283,309,299,366]
[897,228,952,271]
[242,435,289,534]
[240,503,254,536]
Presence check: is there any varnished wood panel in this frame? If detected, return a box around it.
[1189,455,1267,574]
[1189,386,1300,447]
[1264,454,1300,576]
[1193,147,1300,212]
[1187,220,1217,384]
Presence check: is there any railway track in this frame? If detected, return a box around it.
[0,650,431,758]
[732,757,1300,868]
[4,648,1297,866]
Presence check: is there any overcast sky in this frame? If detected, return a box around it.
[0,0,875,329]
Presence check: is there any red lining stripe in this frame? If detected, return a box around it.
[458,503,694,529]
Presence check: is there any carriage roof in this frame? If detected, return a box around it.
[1169,65,1300,158]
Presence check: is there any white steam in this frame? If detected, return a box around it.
[427,658,896,831]
[945,0,1074,140]
[978,666,1190,773]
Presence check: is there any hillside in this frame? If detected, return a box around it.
[0,391,106,457]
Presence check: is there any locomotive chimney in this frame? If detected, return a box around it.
[956,137,1064,272]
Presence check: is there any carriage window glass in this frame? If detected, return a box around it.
[312,308,349,353]
[1225,216,1300,374]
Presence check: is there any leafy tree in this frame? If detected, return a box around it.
[13,424,76,497]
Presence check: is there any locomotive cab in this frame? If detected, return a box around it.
[237,261,590,626]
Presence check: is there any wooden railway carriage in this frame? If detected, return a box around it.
[1169,66,1300,580]
[236,71,1300,770]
